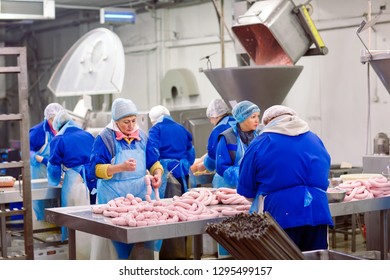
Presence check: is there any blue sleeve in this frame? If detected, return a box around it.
[89,135,113,176]
[145,126,161,169]
[186,133,195,166]
[29,122,45,152]
[216,136,234,177]
[203,154,216,171]
[47,162,62,186]
[223,166,240,186]
[47,136,64,186]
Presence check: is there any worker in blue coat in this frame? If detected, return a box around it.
[89,98,163,260]
[191,99,237,187]
[29,102,63,221]
[47,110,95,236]
[146,105,195,197]
[237,105,333,251]
[215,100,260,189]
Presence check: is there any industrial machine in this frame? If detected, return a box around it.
[203,0,327,111]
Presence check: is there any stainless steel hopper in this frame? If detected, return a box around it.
[203,65,303,112]
[361,50,390,95]
[203,0,325,113]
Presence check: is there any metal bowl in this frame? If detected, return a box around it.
[326,187,347,203]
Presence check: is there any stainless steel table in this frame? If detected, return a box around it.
[0,179,61,204]
[1,179,61,258]
[45,204,226,260]
[45,196,390,260]
[329,196,390,260]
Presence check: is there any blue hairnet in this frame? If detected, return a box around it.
[44,103,63,120]
[52,109,71,131]
[206,99,229,118]
[232,100,260,123]
[111,98,138,121]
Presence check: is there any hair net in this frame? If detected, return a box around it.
[262,105,297,125]
[232,100,260,123]
[52,109,71,131]
[111,98,138,121]
[206,99,229,118]
[44,103,64,120]
[149,105,170,123]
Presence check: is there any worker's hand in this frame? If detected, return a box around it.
[151,171,162,188]
[197,162,207,172]
[35,155,44,163]
[122,159,136,172]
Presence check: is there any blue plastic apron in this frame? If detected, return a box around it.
[30,129,53,220]
[96,135,160,258]
[212,136,246,189]
[159,159,189,197]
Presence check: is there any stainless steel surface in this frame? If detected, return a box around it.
[0,179,61,204]
[361,50,390,95]
[329,196,390,216]
[45,205,225,244]
[203,66,303,113]
[303,249,363,260]
[326,188,346,203]
[374,132,390,155]
[232,0,310,65]
[363,155,390,174]
[329,196,390,260]
[45,196,390,259]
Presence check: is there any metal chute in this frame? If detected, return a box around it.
[203,0,326,112]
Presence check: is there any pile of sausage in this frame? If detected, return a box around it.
[337,175,390,201]
[91,187,251,227]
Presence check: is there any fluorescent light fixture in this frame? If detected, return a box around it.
[100,7,136,24]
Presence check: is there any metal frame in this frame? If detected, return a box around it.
[0,47,33,259]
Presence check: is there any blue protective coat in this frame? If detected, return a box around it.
[89,128,160,258]
[146,116,195,196]
[203,115,236,172]
[47,120,95,240]
[214,125,258,188]
[29,120,56,220]
[237,131,334,230]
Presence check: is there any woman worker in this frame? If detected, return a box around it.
[29,102,63,221]
[47,109,95,259]
[214,100,260,188]
[146,105,195,198]
[214,100,260,258]
[89,98,163,260]
[191,99,237,187]
[237,105,333,252]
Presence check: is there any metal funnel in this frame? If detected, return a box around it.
[361,50,390,95]
[203,65,303,114]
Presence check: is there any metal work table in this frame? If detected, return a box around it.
[1,179,61,258]
[45,196,390,260]
[45,204,226,260]
[0,179,61,204]
[329,196,390,260]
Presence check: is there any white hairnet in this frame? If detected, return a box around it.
[232,100,260,123]
[44,103,63,120]
[149,105,170,123]
[111,98,138,121]
[206,99,229,118]
[52,109,71,131]
[262,105,297,125]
